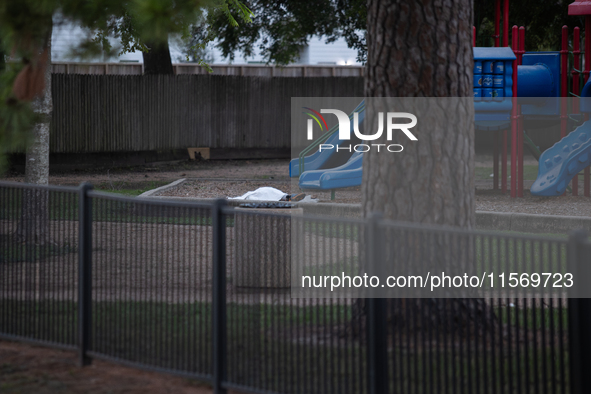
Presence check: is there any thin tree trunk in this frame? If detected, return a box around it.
[15,24,52,245]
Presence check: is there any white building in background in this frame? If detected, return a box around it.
[202,36,361,66]
[51,20,362,66]
[51,20,144,63]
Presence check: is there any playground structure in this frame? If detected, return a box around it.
[291,0,591,199]
[478,0,591,198]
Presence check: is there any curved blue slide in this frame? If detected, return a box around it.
[298,151,363,190]
[531,120,591,196]
[289,102,365,177]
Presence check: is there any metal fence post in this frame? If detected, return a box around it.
[366,213,388,394]
[78,182,93,366]
[568,230,590,394]
[212,199,228,394]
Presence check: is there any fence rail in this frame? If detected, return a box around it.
[50,62,365,77]
[1,180,591,394]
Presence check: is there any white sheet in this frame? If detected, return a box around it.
[228,187,287,201]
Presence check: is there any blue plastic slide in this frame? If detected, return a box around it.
[531,120,591,196]
[289,102,365,177]
[298,150,363,190]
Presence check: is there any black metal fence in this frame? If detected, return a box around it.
[1,180,590,394]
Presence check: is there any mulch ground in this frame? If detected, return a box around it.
[0,340,218,394]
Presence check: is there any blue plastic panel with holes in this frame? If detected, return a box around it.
[530,120,591,196]
[474,47,516,122]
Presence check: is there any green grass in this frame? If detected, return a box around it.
[302,256,360,278]
[303,221,361,241]
[0,235,76,263]
[0,191,227,226]
[475,165,540,181]
[0,300,78,345]
[475,235,567,270]
[93,180,170,196]
[496,303,568,330]
[106,188,149,196]
[1,299,566,338]
[299,229,567,271]
[498,230,568,239]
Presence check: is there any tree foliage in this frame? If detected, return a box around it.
[0,62,35,172]
[204,0,583,66]
[204,0,366,65]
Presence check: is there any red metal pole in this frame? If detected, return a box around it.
[560,25,568,101]
[585,17,591,197]
[489,0,502,191]
[585,17,591,84]
[502,130,508,193]
[561,26,569,196]
[517,27,525,64]
[574,27,581,89]
[573,27,581,196]
[517,27,525,197]
[502,0,511,194]
[503,0,510,47]
[495,0,501,47]
[511,25,518,197]
[491,0,501,190]
[473,26,476,47]
[494,132,499,190]
[561,26,569,100]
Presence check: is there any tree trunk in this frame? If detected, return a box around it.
[15,25,52,246]
[142,39,174,75]
[358,0,494,333]
[364,0,474,219]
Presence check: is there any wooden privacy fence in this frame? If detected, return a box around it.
[51,62,365,77]
[50,74,363,153]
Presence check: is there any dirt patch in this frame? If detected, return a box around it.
[0,340,219,394]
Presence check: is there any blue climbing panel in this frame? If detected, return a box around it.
[531,120,591,196]
[474,47,515,122]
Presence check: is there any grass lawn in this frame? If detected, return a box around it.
[93,180,170,196]
[475,165,540,181]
